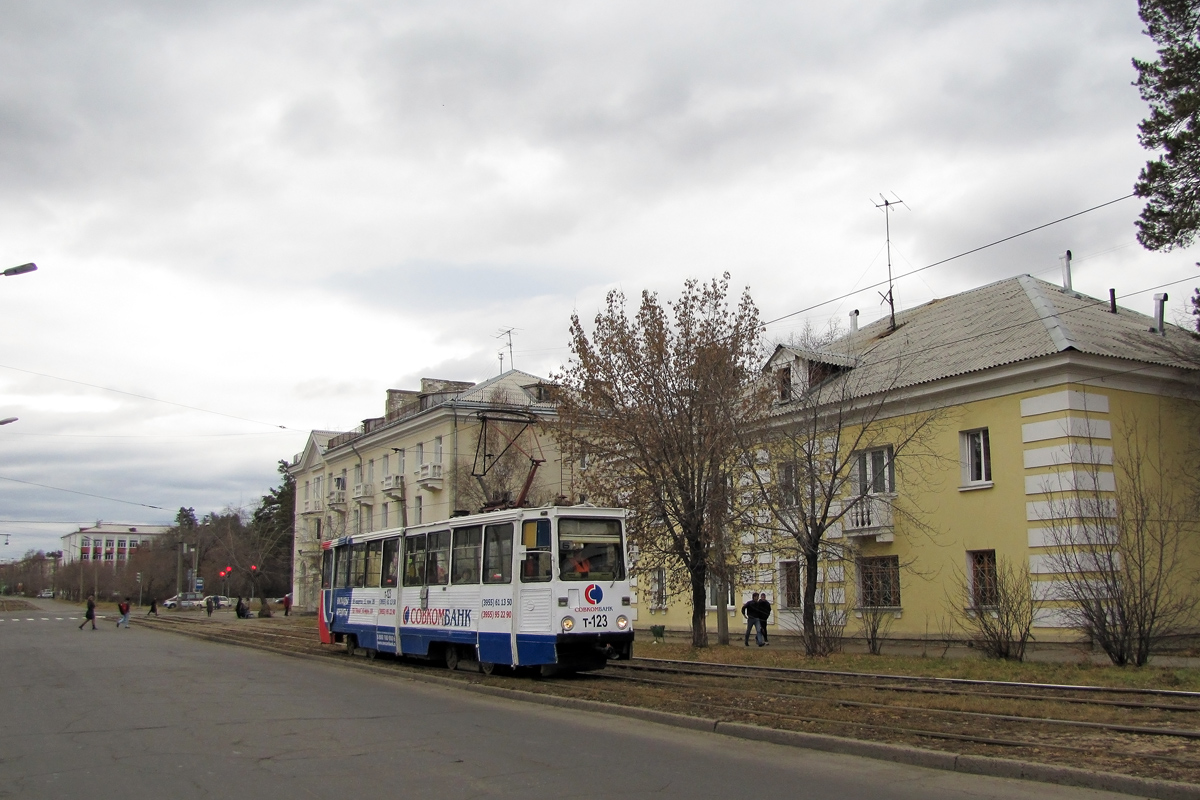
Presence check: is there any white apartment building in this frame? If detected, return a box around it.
[60,523,172,566]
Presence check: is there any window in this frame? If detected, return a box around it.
[520,519,552,582]
[335,546,351,588]
[350,543,368,588]
[647,567,667,609]
[322,549,333,589]
[366,540,383,587]
[558,517,624,581]
[859,556,900,607]
[105,539,114,548]
[368,459,375,482]
[855,447,894,495]
[434,436,443,464]
[381,502,389,530]
[397,449,405,474]
[381,538,401,588]
[780,462,798,507]
[416,442,424,466]
[354,464,362,484]
[117,540,126,548]
[778,365,793,402]
[382,454,390,477]
[452,526,482,584]
[780,561,802,608]
[705,576,735,609]
[128,541,138,551]
[426,530,450,585]
[483,523,514,584]
[303,481,310,500]
[414,495,423,525]
[969,549,998,608]
[402,534,426,586]
[961,428,992,486]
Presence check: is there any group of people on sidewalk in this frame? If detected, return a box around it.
[741,592,772,647]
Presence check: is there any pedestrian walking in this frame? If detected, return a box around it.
[741,592,762,646]
[282,594,291,617]
[117,597,131,629]
[754,593,772,646]
[146,598,158,616]
[205,596,214,617]
[78,595,96,630]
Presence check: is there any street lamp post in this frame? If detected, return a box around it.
[2,263,36,278]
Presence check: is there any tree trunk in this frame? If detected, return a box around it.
[802,540,820,654]
[716,579,730,645]
[690,562,709,648]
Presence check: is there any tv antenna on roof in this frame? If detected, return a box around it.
[496,327,518,372]
[872,192,909,331]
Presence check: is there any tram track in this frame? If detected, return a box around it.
[138,615,1200,787]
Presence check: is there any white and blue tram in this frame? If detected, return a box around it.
[318,504,634,673]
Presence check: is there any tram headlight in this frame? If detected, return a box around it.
[616,615,629,630]
[561,616,576,632]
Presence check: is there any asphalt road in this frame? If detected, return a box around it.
[0,603,1129,800]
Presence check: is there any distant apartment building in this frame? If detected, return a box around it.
[60,523,172,566]
[288,370,570,612]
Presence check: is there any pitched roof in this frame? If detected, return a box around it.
[791,275,1200,398]
[455,369,554,410]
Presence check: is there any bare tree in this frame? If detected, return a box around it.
[1041,411,1198,666]
[736,323,944,655]
[555,274,763,647]
[951,554,1044,661]
[454,407,555,513]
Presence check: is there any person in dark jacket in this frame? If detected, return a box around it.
[235,597,248,619]
[741,592,763,646]
[78,595,96,630]
[146,598,158,616]
[753,593,772,646]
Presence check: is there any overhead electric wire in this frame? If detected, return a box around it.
[759,193,1138,331]
[0,362,294,431]
[0,475,164,510]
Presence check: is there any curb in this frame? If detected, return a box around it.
[142,621,1200,800]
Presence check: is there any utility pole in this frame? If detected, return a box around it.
[495,328,517,372]
[872,193,909,331]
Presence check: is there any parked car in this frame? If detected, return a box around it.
[163,592,205,610]
[37,589,54,599]
[201,595,231,609]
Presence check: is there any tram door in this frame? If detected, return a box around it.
[514,517,554,665]
[477,521,515,665]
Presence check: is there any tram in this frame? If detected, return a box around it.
[318,504,634,673]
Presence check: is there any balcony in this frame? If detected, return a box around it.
[416,461,444,491]
[301,497,324,515]
[380,474,406,497]
[353,483,375,504]
[327,489,347,507]
[841,495,894,542]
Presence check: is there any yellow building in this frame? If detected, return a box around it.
[645,275,1200,646]
[288,370,570,612]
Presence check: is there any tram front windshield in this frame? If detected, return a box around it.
[558,518,625,581]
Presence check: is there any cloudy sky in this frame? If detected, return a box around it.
[0,1,1190,554]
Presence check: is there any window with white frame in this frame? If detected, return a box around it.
[858,555,901,607]
[960,428,992,486]
[705,575,736,609]
[416,442,424,466]
[415,495,423,525]
[434,436,443,464]
[382,454,390,477]
[779,560,802,608]
[647,567,667,609]
[779,461,799,507]
[354,463,362,484]
[368,459,375,482]
[382,502,389,530]
[778,364,793,402]
[854,446,894,495]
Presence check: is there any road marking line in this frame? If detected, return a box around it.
[55,617,63,620]
[25,618,34,621]
[41,617,49,620]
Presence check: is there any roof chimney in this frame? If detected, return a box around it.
[849,309,859,333]
[1061,250,1072,291]
[1153,292,1168,336]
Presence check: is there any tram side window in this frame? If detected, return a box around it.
[335,546,351,588]
[366,540,383,587]
[351,543,368,588]
[520,519,552,582]
[426,530,450,585]
[483,523,513,584]
[452,526,482,585]
[403,534,426,586]
[381,537,401,588]
[321,549,333,590]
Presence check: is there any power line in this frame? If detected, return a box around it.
[761,193,1138,331]
[0,362,294,431]
[0,475,164,510]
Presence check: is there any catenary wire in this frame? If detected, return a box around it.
[0,475,164,510]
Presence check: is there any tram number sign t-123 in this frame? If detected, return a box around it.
[581,614,608,629]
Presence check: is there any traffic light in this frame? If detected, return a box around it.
[250,565,257,572]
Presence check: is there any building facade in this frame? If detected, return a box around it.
[643,275,1200,643]
[60,523,172,566]
[288,370,575,612]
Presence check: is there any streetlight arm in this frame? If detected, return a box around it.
[2,263,36,277]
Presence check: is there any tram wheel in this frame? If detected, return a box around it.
[479,661,495,676]
[345,635,357,656]
[366,648,377,660]
[445,646,460,671]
